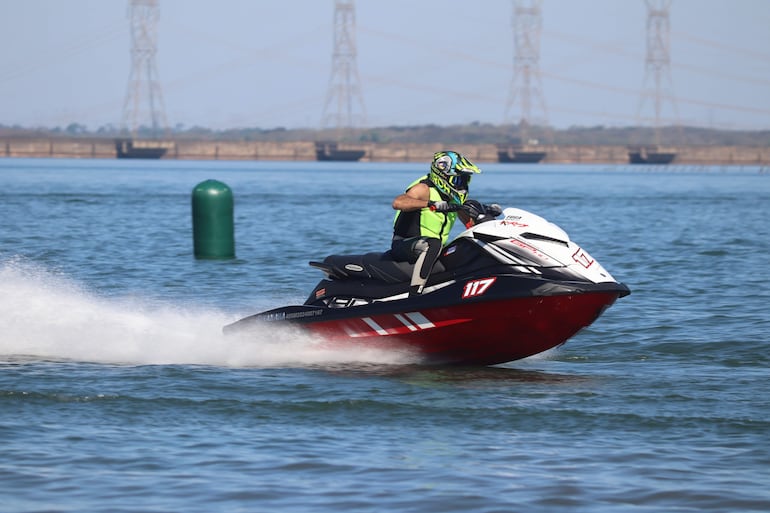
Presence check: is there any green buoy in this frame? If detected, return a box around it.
[192,179,235,259]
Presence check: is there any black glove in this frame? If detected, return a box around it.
[428,200,452,212]
[463,199,485,220]
[463,200,502,224]
[485,203,503,218]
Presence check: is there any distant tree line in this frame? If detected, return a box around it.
[1,122,768,147]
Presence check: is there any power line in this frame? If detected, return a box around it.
[673,28,770,63]
[0,19,126,86]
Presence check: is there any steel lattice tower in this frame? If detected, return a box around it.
[122,0,167,137]
[321,0,366,131]
[504,0,548,138]
[637,0,678,141]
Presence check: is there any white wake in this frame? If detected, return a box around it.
[0,258,415,367]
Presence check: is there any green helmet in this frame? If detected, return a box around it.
[429,151,481,205]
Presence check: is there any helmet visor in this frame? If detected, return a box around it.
[447,173,470,191]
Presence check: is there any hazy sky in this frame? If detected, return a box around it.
[1,0,768,131]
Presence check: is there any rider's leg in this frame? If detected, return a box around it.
[409,237,441,295]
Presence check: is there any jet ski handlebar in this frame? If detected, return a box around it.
[464,200,503,223]
[427,200,465,212]
[427,199,502,220]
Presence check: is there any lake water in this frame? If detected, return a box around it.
[1,158,769,512]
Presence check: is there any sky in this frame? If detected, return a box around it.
[1,0,769,131]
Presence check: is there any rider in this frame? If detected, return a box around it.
[391,150,481,296]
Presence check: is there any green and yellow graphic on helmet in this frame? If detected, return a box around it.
[429,151,481,204]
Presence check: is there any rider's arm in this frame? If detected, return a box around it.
[392,183,430,211]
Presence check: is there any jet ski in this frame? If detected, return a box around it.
[224,204,630,366]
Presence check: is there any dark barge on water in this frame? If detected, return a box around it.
[315,141,366,162]
[497,144,547,164]
[627,146,677,165]
[115,138,174,159]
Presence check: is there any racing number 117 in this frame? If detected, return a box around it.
[462,277,497,299]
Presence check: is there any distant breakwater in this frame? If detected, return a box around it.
[2,137,768,165]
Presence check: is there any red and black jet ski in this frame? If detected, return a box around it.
[224,205,630,366]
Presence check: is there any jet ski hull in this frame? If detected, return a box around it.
[305,291,622,365]
[224,279,629,366]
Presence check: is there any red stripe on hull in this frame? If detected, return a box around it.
[304,292,621,365]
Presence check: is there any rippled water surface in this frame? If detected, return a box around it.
[2,159,769,512]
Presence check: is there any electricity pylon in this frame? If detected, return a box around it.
[637,0,678,144]
[121,0,167,138]
[321,0,366,132]
[504,0,548,141]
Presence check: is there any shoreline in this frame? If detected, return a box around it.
[1,137,768,165]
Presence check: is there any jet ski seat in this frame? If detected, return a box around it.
[310,251,446,284]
